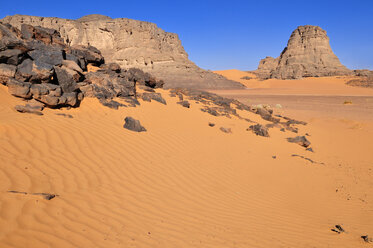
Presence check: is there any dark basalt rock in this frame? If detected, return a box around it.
[16,59,54,83]
[126,68,164,88]
[287,136,311,148]
[99,99,125,109]
[177,100,190,108]
[248,124,269,137]
[123,117,146,132]
[70,45,105,66]
[54,66,82,93]
[28,47,64,66]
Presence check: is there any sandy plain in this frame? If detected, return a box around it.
[0,69,372,247]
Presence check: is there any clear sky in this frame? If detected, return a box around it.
[1,0,372,71]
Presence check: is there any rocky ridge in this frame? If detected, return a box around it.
[255,25,352,79]
[2,14,244,89]
[0,21,163,113]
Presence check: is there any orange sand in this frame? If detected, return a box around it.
[0,80,372,247]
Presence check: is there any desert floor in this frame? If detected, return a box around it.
[1,70,373,247]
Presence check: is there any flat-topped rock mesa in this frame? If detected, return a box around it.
[2,14,244,89]
[255,25,352,79]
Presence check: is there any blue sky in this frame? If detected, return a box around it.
[1,0,372,70]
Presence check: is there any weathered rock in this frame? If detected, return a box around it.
[287,136,311,148]
[61,60,83,73]
[70,45,104,66]
[123,117,146,132]
[2,15,245,89]
[0,63,16,79]
[54,66,82,93]
[248,124,269,137]
[14,104,43,115]
[7,78,31,98]
[28,47,64,66]
[16,59,54,83]
[99,99,125,109]
[84,71,136,99]
[0,49,25,65]
[177,100,190,108]
[38,94,60,106]
[20,24,65,46]
[141,92,166,105]
[255,25,352,79]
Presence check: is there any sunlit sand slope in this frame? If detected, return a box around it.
[0,84,372,247]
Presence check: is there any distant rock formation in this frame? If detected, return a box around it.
[255,25,352,79]
[2,14,244,89]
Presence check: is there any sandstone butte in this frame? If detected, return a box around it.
[254,25,352,79]
[1,14,244,89]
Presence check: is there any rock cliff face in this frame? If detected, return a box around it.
[255,25,351,79]
[2,14,243,89]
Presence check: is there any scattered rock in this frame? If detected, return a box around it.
[361,235,373,243]
[7,190,58,200]
[55,113,73,118]
[248,124,269,137]
[123,117,146,132]
[331,225,345,234]
[14,104,43,115]
[99,99,125,109]
[141,92,166,105]
[287,136,311,148]
[177,100,190,108]
[220,127,232,133]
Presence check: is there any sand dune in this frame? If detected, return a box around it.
[0,82,372,247]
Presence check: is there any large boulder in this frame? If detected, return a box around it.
[255,25,352,79]
[54,66,82,93]
[28,46,64,66]
[15,59,54,83]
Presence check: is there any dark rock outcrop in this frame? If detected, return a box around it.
[0,22,162,111]
[255,25,351,79]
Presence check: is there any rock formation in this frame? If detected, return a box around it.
[0,21,164,112]
[2,14,244,89]
[255,25,352,79]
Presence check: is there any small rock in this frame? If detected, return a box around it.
[306,147,314,152]
[123,117,146,132]
[14,104,43,115]
[287,136,311,148]
[208,122,215,127]
[220,127,232,133]
[361,235,373,243]
[177,100,190,108]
